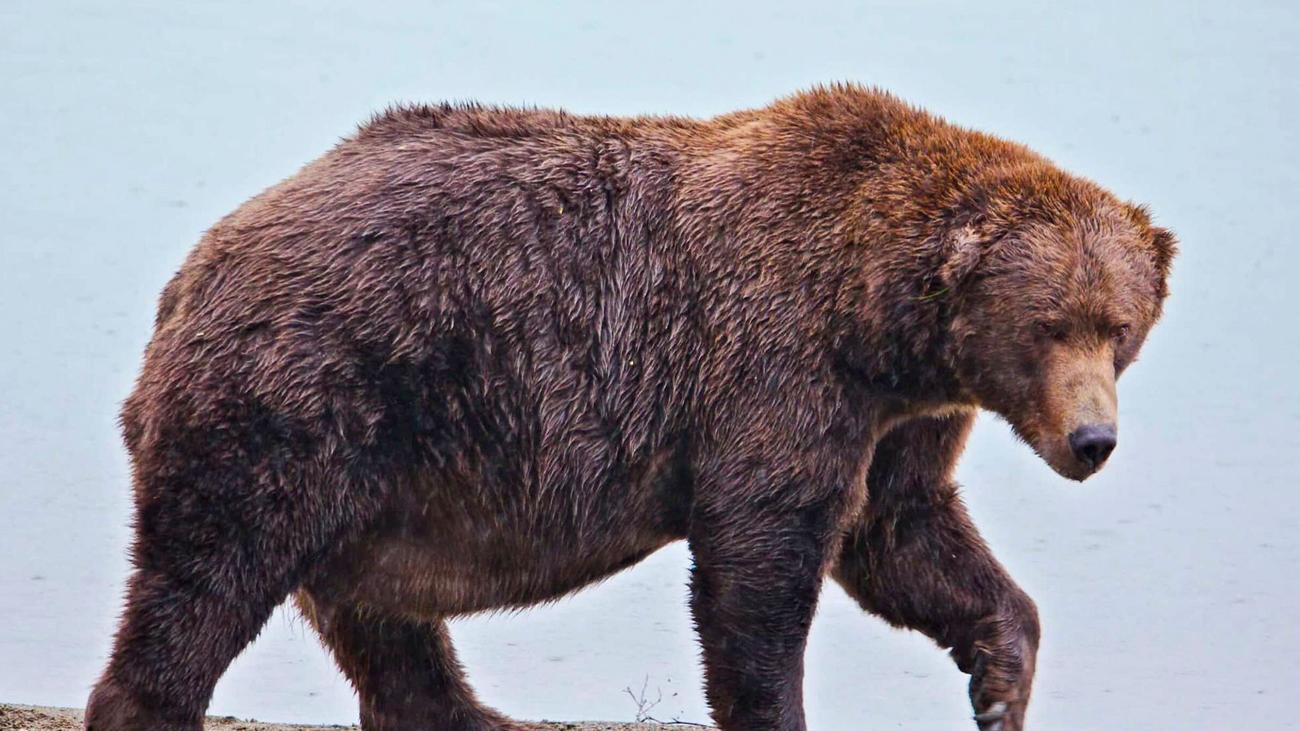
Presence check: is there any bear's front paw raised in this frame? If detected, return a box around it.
[967,648,1030,731]
[974,700,1019,731]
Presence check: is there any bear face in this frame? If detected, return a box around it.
[945,203,1175,481]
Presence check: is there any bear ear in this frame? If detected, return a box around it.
[1149,225,1177,299]
[1124,203,1177,286]
[1150,226,1177,278]
[938,223,988,291]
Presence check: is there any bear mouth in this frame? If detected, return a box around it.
[1009,420,1108,482]
[1035,433,1111,482]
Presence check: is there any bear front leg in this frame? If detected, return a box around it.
[832,413,1039,731]
[689,448,864,731]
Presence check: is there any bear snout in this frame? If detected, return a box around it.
[1068,424,1117,473]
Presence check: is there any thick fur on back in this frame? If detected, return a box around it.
[125,87,984,611]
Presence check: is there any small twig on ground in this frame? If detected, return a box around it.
[641,717,711,728]
[623,675,663,723]
[622,674,711,726]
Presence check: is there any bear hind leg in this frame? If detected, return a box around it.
[296,591,522,731]
[87,408,389,730]
[86,564,293,731]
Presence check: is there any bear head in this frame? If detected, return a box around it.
[938,184,1176,481]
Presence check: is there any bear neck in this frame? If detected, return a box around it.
[838,248,974,420]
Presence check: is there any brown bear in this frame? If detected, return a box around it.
[86,84,1174,731]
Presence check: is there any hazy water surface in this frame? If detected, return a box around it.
[2,2,1298,729]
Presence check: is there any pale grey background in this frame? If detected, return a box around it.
[1,1,1297,729]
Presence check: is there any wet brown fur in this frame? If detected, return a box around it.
[87,84,1174,731]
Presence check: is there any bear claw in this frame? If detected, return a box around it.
[974,701,1009,731]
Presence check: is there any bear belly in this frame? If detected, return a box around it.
[317,519,677,618]
[311,444,693,618]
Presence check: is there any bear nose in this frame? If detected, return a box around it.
[1069,425,1117,470]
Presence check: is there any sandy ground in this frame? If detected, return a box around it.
[0,705,704,731]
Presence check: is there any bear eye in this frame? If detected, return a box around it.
[1035,321,1067,341]
[1111,324,1132,343]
